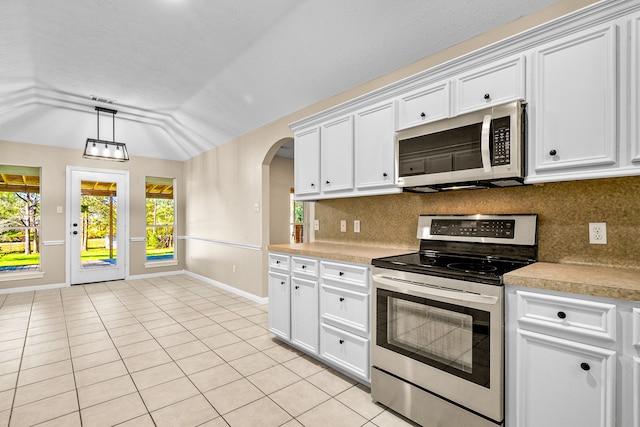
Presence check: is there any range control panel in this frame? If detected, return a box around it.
[430,219,515,238]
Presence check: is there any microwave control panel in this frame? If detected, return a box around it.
[492,116,510,166]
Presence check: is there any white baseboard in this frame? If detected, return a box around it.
[127,270,186,280]
[184,271,268,305]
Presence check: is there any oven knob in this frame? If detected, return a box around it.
[557,311,567,319]
[580,362,591,371]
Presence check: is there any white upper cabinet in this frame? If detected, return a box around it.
[321,115,354,194]
[629,13,640,167]
[396,81,450,130]
[354,101,398,191]
[294,127,321,196]
[453,55,525,115]
[527,23,618,182]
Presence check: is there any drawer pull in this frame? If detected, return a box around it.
[484,93,491,100]
[339,339,344,344]
[339,297,345,302]
[339,272,344,276]
[276,260,280,264]
[294,285,300,290]
[280,281,285,285]
[557,311,567,319]
[580,362,591,371]
[420,112,426,118]
[301,265,306,269]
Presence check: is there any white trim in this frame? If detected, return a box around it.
[179,236,261,251]
[130,237,145,242]
[184,271,268,305]
[127,269,186,281]
[0,271,45,282]
[42,240,65,246]
[0,282,67,294]
[144,260,179,268]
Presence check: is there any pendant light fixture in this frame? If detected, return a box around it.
[83,106,129,161]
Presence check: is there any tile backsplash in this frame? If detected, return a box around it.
[314,176,640,269]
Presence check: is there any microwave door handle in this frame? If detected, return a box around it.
[481,114,492,172]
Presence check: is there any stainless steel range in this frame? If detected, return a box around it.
[371,214,538,427]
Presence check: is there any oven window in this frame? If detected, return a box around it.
[377,288,491,387]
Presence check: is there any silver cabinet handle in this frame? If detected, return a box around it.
[481,114,492,173]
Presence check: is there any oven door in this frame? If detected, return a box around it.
[372,268,504,423]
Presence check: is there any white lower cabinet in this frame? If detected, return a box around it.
[516,329,616,427]
[291,276,318,353]
[268,271,290,340]
[268,252,371,384]
[507,286,640,427]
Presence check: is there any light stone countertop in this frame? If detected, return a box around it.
[267,242,414,266]
[504,262,640,302]
[269,243,640,302]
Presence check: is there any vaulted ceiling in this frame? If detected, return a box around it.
[0,0,558,161]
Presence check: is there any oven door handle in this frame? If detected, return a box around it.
[481,113,492,173]
[373,275,499,306]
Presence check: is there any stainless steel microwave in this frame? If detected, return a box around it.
[395,100,526,192]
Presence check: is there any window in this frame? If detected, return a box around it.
[0,166,41,273]
[146,177,175,262]
[290,188,304,243]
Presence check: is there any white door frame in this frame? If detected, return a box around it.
[66,166,130,285]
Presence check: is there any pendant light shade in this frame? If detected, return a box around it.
[83,107,129,161]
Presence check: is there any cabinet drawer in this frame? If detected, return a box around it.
[320,261,369,289]
[292,256,319,277]
[320,323,369,380]
[269,253,290,271]
[397,81,450,130]
[320,284,369,336]
[517,290,616,342]
[454,55,524,114]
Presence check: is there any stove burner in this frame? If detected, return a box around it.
[446,263,498,274]
[418,258,437,267]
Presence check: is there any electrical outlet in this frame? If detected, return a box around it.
[354,220,360,233]
[232,265,237,273]
[340,220,347,233]
[589,222,607,244]
[314,219,319,231]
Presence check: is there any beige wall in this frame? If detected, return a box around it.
[0,140,184,291]
[270,156,294,245]
[314,176,640,269]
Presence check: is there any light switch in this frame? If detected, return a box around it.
[340,220,346,233]
[56,206,63,214]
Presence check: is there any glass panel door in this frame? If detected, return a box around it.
[69,169,127,284]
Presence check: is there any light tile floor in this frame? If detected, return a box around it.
[0,274,418,426]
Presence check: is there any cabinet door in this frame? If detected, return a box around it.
[291,276,318,354]
[630,14,640,166]
[294,127,321,196]
[397,81,450,129]
[354,101,395,190]
[516,329,616,427]
[321,115,354,193]
[268,271,290,340]
[454,55,524,114]
[531,24,617,176]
